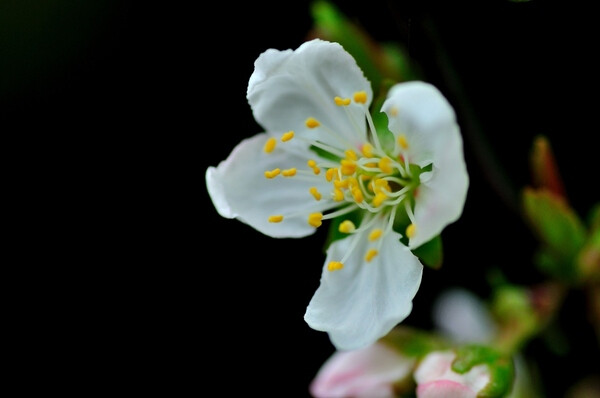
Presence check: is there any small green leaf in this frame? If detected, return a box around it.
[452,345,514,398]
[412,235,443,269]
[522,188,587,281]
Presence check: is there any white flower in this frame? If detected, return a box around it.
[206,39,468,350]
[310,342,415,398]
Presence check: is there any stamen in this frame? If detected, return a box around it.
[264,168,281,179]
[361,143,374,158]
[378,157,393,174]
[328,261,344,271]
[307,159,317,168]
[406,223,417,239]
[353,91,367,104]
[282,168,297,177]
[325,168,337,182]
[312,167,321,175]
[340,159,356,176]
[281,131,294,142]
[365,249,378,262]
[306,117,320,129]
[372,192,388,208]
[321,204,359,220]
[334,96,351,106]
[333,188,345,201]
[345,149,358,161]
[369,229,383,241]
[339,220,356,233]
[309,187,322,201]
[397,134,409,150]
[264,137,277,153]
[351,188,363,203]
[308,213,323,228]
[268,215,284,223]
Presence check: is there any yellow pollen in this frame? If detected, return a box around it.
[328,261,344,271]
[345,149,358,161]
[264,137,276,153]
[390,106,399,116]
[308,213,323,228]
[339,220,356,233]
[334,179,349,189]
[312,167,321,175]
[333,188,345,201]
[347,177,358,189]
[378,157,393,174]
[282,168,297,177]
[340,159,356,175]
[362,143,374,158]
[406,223,417,239]
[352,188,364,203]
[334,96,351,106]
[397,134,409,149]
[373,192,388,207]
[360,174,371,181]
[365,249,378,262]
[325,168,336,182]
[306,117,320,128]
[307,159,317,168]
[365,162,378,168]
[309,187,322,201]
[281,131,294,142]
[264,168,281,179]
[353,91,368,104]
[268,215,284,223]
[369,229,383,241]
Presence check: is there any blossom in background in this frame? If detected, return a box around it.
[206,39,468,350]
[414,350,490,398]
[310,342,415,398]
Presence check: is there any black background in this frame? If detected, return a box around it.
[2,0,598,396]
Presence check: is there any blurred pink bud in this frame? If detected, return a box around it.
[414,351,490,398]
[310,343,414,398]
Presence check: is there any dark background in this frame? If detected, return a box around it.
[2,0,597,396]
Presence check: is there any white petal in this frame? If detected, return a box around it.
[247,39,372,151]
[381,81,458,167]
[381,81,468,248]
[409,128,469,248]
[310,342,414,398]
[304,226,423,350]
[432,289,496,343]
[206,133,333,238]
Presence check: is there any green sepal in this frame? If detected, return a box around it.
[522,187,587,282]
[452,345,515,398]
[380,326,448,358]
[411,235,444,269]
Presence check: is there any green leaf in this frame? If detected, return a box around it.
[522,188,587,281]
[411,235,443,269]
[452,345,514,398]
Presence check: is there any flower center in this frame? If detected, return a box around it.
[263,91,422,269]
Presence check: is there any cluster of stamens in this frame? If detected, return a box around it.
[262,91,419,271]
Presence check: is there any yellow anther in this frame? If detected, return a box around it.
[361,143,374,158]
[340,159,356,176]
[365,249,379,262]
[268,215,284,223]
[397,134,409,150]
[373,192,388,207]
[309,187,322,201]
[351,188,364,203]
[307,159,317,168]
[333,188,345,201]
[306,117,320,129]
[281,131,294,142]
[264,137,277,153]
[264,168,281,179]
[390,106,399,116]
[378,157,393,174]
[328,261,344,271]
[369,229,383,241]
[339,220,356,233]
[282,168,297,177]
[334,96,351,106]
[325,168,336,182]
[406,223,417,239]
[347,177,358,189]
[312,167,321,175]
[308,213,323,228]
[334,179,349,189]
[353,91,368,104]
[345,149,358,161]
[365,162,378,168]
[360,174,371,181]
